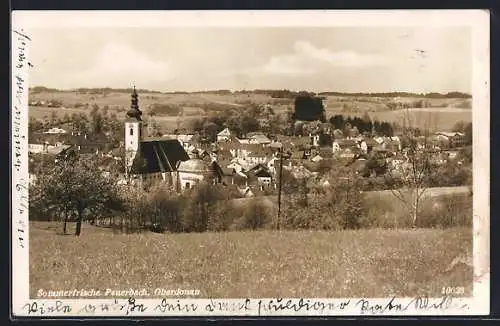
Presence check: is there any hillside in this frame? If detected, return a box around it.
[28,88,472,132]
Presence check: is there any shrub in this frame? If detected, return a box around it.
[364,192,472,229]
[281,174,367,231]
[148,187,183,232]
[416,194,472,228]
[233,198,272,231]
[207,201,236,232]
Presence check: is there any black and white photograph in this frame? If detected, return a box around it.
[11,10,489,317]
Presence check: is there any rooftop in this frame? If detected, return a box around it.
[130,139,189,174]
[178,158,213,173]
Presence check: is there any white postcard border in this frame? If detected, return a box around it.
[11,9,490,317]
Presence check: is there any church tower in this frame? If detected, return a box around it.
[125,86,143,175]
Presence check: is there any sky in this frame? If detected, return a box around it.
[23,25,472,93]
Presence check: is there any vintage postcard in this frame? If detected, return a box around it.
[11,10,489,317]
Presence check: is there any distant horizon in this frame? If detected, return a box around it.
[29,85,472,97]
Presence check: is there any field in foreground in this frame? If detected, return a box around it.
[30,222,472,299]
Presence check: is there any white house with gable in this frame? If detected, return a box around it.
[217,128,232,142]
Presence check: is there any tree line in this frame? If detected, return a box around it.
[329,113,395,137]
[30,86,471,99]
[317,91,472,99]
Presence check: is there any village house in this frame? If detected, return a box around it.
[161,133,195,150]
[247,164,274,189]
[246,150,270,166]
[219,167,236,185]
[247,132,272,145]
[332,129,344,139]
[332,139,359,158]
[228,142,274,166]
[29,130,113,156]
[266,156,280,176]
[44,127,67,134]
[369,136,402,154]
[28,141,71,155]
[443,149,460,161]
[310,134,321,147]
[227,159,246,173]
[434,131,466,148]
[320,122,332,136]
[238,186,255,198]
[177,149,223,190]
[311,154,323,163]
[357,140,368,155]
[237,138,250,144]
[285,164,315,180]
[217,127,232,142]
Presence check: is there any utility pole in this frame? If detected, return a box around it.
[277,145,284,230]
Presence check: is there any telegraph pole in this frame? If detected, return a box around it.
[277,145,284,230]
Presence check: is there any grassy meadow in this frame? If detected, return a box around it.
[30,221,472,299]
[29,90,472,132]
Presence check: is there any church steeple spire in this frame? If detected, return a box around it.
[127,85,143,121]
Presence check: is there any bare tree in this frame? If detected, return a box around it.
[386,108,437,227]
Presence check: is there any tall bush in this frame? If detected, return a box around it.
[235,198,272,230]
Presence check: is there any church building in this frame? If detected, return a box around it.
[124,87,222,191]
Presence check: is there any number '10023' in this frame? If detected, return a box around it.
[441,286,465,295]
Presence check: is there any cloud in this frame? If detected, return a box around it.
[258,40,388,76]
[75,43,172,88]
[262,54,315,75]
[293,41,388,67]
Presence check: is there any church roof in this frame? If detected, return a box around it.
[178,158,213,173]
[130,139,189,174]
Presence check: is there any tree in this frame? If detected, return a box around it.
[385,109,437,227]
[284,164,366,230]
[373,120,381,135]
[365,154,387,177]
[343,122,352,138]
[182,181,225,232]
[268,114,285,135]
[464,122,473,145]
[29,117,44,131]
[50,111,58,126]
[294,95,325,121]
[452,121,466,132]
[239,114,259,137]
[30,154,124,236]
[240,198,271,230]
[379,122,394,137]
[329,115,344,130]
[62,112,70,123]
[351,126,360,138]
[202,121,219,142]
[363,112,373,131]
[285,107,296,135]
[89,105,104,134]
[293,121,304,136]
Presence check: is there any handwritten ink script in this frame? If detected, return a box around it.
[356,296,470,315]
[15,180,28,248]
[12,28,31,250]
[20,296,471,316]
[12,29,31,173]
